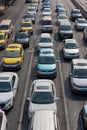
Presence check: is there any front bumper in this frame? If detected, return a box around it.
[2,62,21,70]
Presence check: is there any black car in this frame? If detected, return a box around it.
[15,31,29,48]
[78,104,87,130]
[70,9,82,21]
[24,14,36,24]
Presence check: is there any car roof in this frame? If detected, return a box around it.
[33,80,54,92]
[60,21,71,25]
[0,72,16,81]
[33,110,55,130]
[39,52,55,57]
[40,48,54,54]
[40,33,51,37]
[72,59,87,69]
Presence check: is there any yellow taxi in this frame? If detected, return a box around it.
[2,43,24,70]
[0,32,8,49]
[19,20,33,36]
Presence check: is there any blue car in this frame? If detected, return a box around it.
[37,51,57,77]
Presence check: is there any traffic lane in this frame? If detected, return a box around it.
[5,48,33,130]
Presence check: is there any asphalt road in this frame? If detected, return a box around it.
[0,0,87,130]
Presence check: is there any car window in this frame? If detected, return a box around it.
[12,76,16,88]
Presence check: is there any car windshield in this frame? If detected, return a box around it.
[31,92,54,104]
[38,56,55,64]
[0,35,3,40]
[0,82,11,92]
[73,10,81,14]
[73,69,87,78]
[40,38,51,42]
[28,8,35,11]
[5,50,20,58]
[78,19,87,23]
[60,25,72,31]
[43,20,52,25]
[44,9,50,12]
[0,25,8,30]
[17,33,28,39]
[64,43,78,49]
[21,23,32,27]
[59,9,66,12]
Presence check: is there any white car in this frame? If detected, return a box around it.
[56,14,68,25]
[26,6,36,15]
[0,72,18,110]
[62,39,79,59]
[28,79,58,118]
[37,33,53,51]
[70,59,87,93]
[75,18,87,31]
[0,109,7,130]
[42,8,52,16]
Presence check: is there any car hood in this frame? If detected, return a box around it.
[0,92,13,102]
[64,49,79,53]
[29,102,57,112]
[73,78,87,86]
[3,58,21,64]
[73,14,82,16]
[38,42,53,47]
[38,64,56,70]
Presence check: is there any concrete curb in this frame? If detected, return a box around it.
[71,0,87,19]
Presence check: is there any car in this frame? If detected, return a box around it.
[42,3,50,10]
[70,9,82,21]
[79,103,87,129]
[70,59,87,93]
[42,8,52,16]
[26,6,37,15]
[62,39,79,59]
[39,48,54,54]
[56,8,67,15]
[83,27,87,41]
[14,31,30,48]
[0,72,18,110]
[19,19,33,35]
[24,13,36,24]
[56,14,68,25]
[2,44,24,70]
[75,18,87,31]
[41,16,53,33]
[36,51,57,77]
[37,33,53,51]
[0,32,8,49]
[28,79,58,118]
[0,109,7,130]
[58,21,73,40]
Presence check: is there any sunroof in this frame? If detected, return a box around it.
[37,86,49,89]
[0,77,9,80]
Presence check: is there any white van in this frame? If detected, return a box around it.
[0,19,13,37]
[29,110,59,130]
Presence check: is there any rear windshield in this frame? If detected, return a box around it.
[42,20,52,25]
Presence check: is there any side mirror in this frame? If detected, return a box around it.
[55,97,59,101]
[56,60,58,63]
[69,73,72,76]
[27,97,31,101]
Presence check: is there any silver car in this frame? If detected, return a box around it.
[28,79,58,118]
[62,39,79,59]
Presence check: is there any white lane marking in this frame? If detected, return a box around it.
[17,48,34,130]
